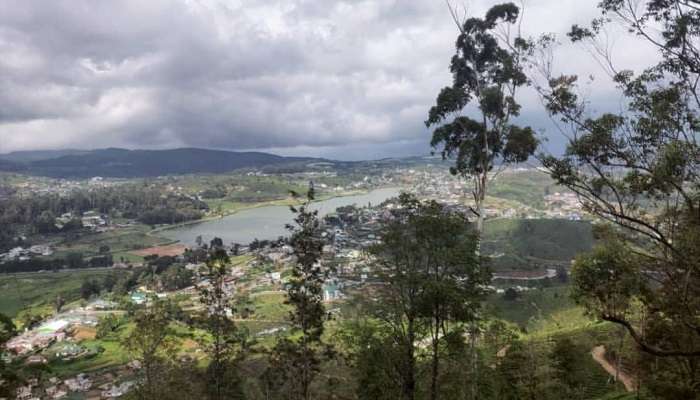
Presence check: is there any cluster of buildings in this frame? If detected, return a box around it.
[12,176,124,198]
[543,192,584,220]
[6,313,97,357]
[54,210,109,231]
[16,371,136,399]
[0,244,53,262]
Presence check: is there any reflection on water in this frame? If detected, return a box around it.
[162,187,401,245]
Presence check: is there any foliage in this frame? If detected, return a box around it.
[367,193,489,400]
[266,186,331,400]
[533,0,700,395]
[96,314,125,339]
[0,313,18,399]
[426,2,538,231]
[122,298,181,400]
[80,278,102,300]
[196,246,247,400]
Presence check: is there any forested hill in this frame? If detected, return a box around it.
[0,148,329,178]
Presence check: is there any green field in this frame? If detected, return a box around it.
[0,269,114,317]
[490,169,566,209]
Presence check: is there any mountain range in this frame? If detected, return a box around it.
[0,148,330,178]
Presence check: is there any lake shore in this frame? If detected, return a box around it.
[149,186,395,236]
[158,187,402,245]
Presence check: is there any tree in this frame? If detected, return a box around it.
[196,249,246,400]
[102,273,118,292]
[0,313,18,399]
[54,294,65,314]
[534,0,700,395]
[339,319,402,400]
[122,299,180,400]
[503,287,519,301]
[538,0,700,390]
[426,9,538,394]
[369,194,489,400]
[80,279,101,300]
[34,210,57,233]
[426,2,537,234]
[65,252,84,269]
[161,265,194,291]
[267,187,331,400]
[96,314,124,339]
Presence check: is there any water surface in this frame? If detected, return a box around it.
[162,187,400,245]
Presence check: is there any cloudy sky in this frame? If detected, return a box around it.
[0,0,655,160]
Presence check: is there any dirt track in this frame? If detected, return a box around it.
[591,345,635,392]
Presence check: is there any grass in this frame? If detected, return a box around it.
[250,292,290,321]
[50,339,130,377]
[486,286,576,329]
[0,269,114,317]
[52,226,173,259]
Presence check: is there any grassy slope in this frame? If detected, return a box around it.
[0,269,113,317]
[487,285,632,398]
[489,169,565,210]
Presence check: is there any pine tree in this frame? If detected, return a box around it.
[266,187,331,400]
[197,245,247,400]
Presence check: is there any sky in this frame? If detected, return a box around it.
[0,0,656,160]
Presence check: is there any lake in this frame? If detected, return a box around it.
[162,187,401,246]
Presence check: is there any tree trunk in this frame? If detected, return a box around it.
[404,317,417,400]
[430,321,440,400]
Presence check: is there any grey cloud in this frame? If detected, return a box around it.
[0,0,655,159]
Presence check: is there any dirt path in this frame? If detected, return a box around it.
[591,345,635,392]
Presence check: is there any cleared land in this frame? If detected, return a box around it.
[131,243,187,257]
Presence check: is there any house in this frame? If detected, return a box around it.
[130,292,147,305]
[29,244,53,256]
[323,281,342,302]
[81,211,106,229]
[64,374,92,392]
[267,272,282,283]
[45,385,67,399]
[102,381,135,398]
[86,299,117,311]
[24,355,47,365]
[16,385,33,399]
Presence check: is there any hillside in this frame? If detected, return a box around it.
[483,218,595,270]
[0,148,328,178]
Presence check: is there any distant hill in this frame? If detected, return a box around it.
[0,159,26,172]
[0,149,91,163]
[0,148,329,178]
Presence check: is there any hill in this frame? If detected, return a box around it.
[0,148,328,178]
[0,149,91,163]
